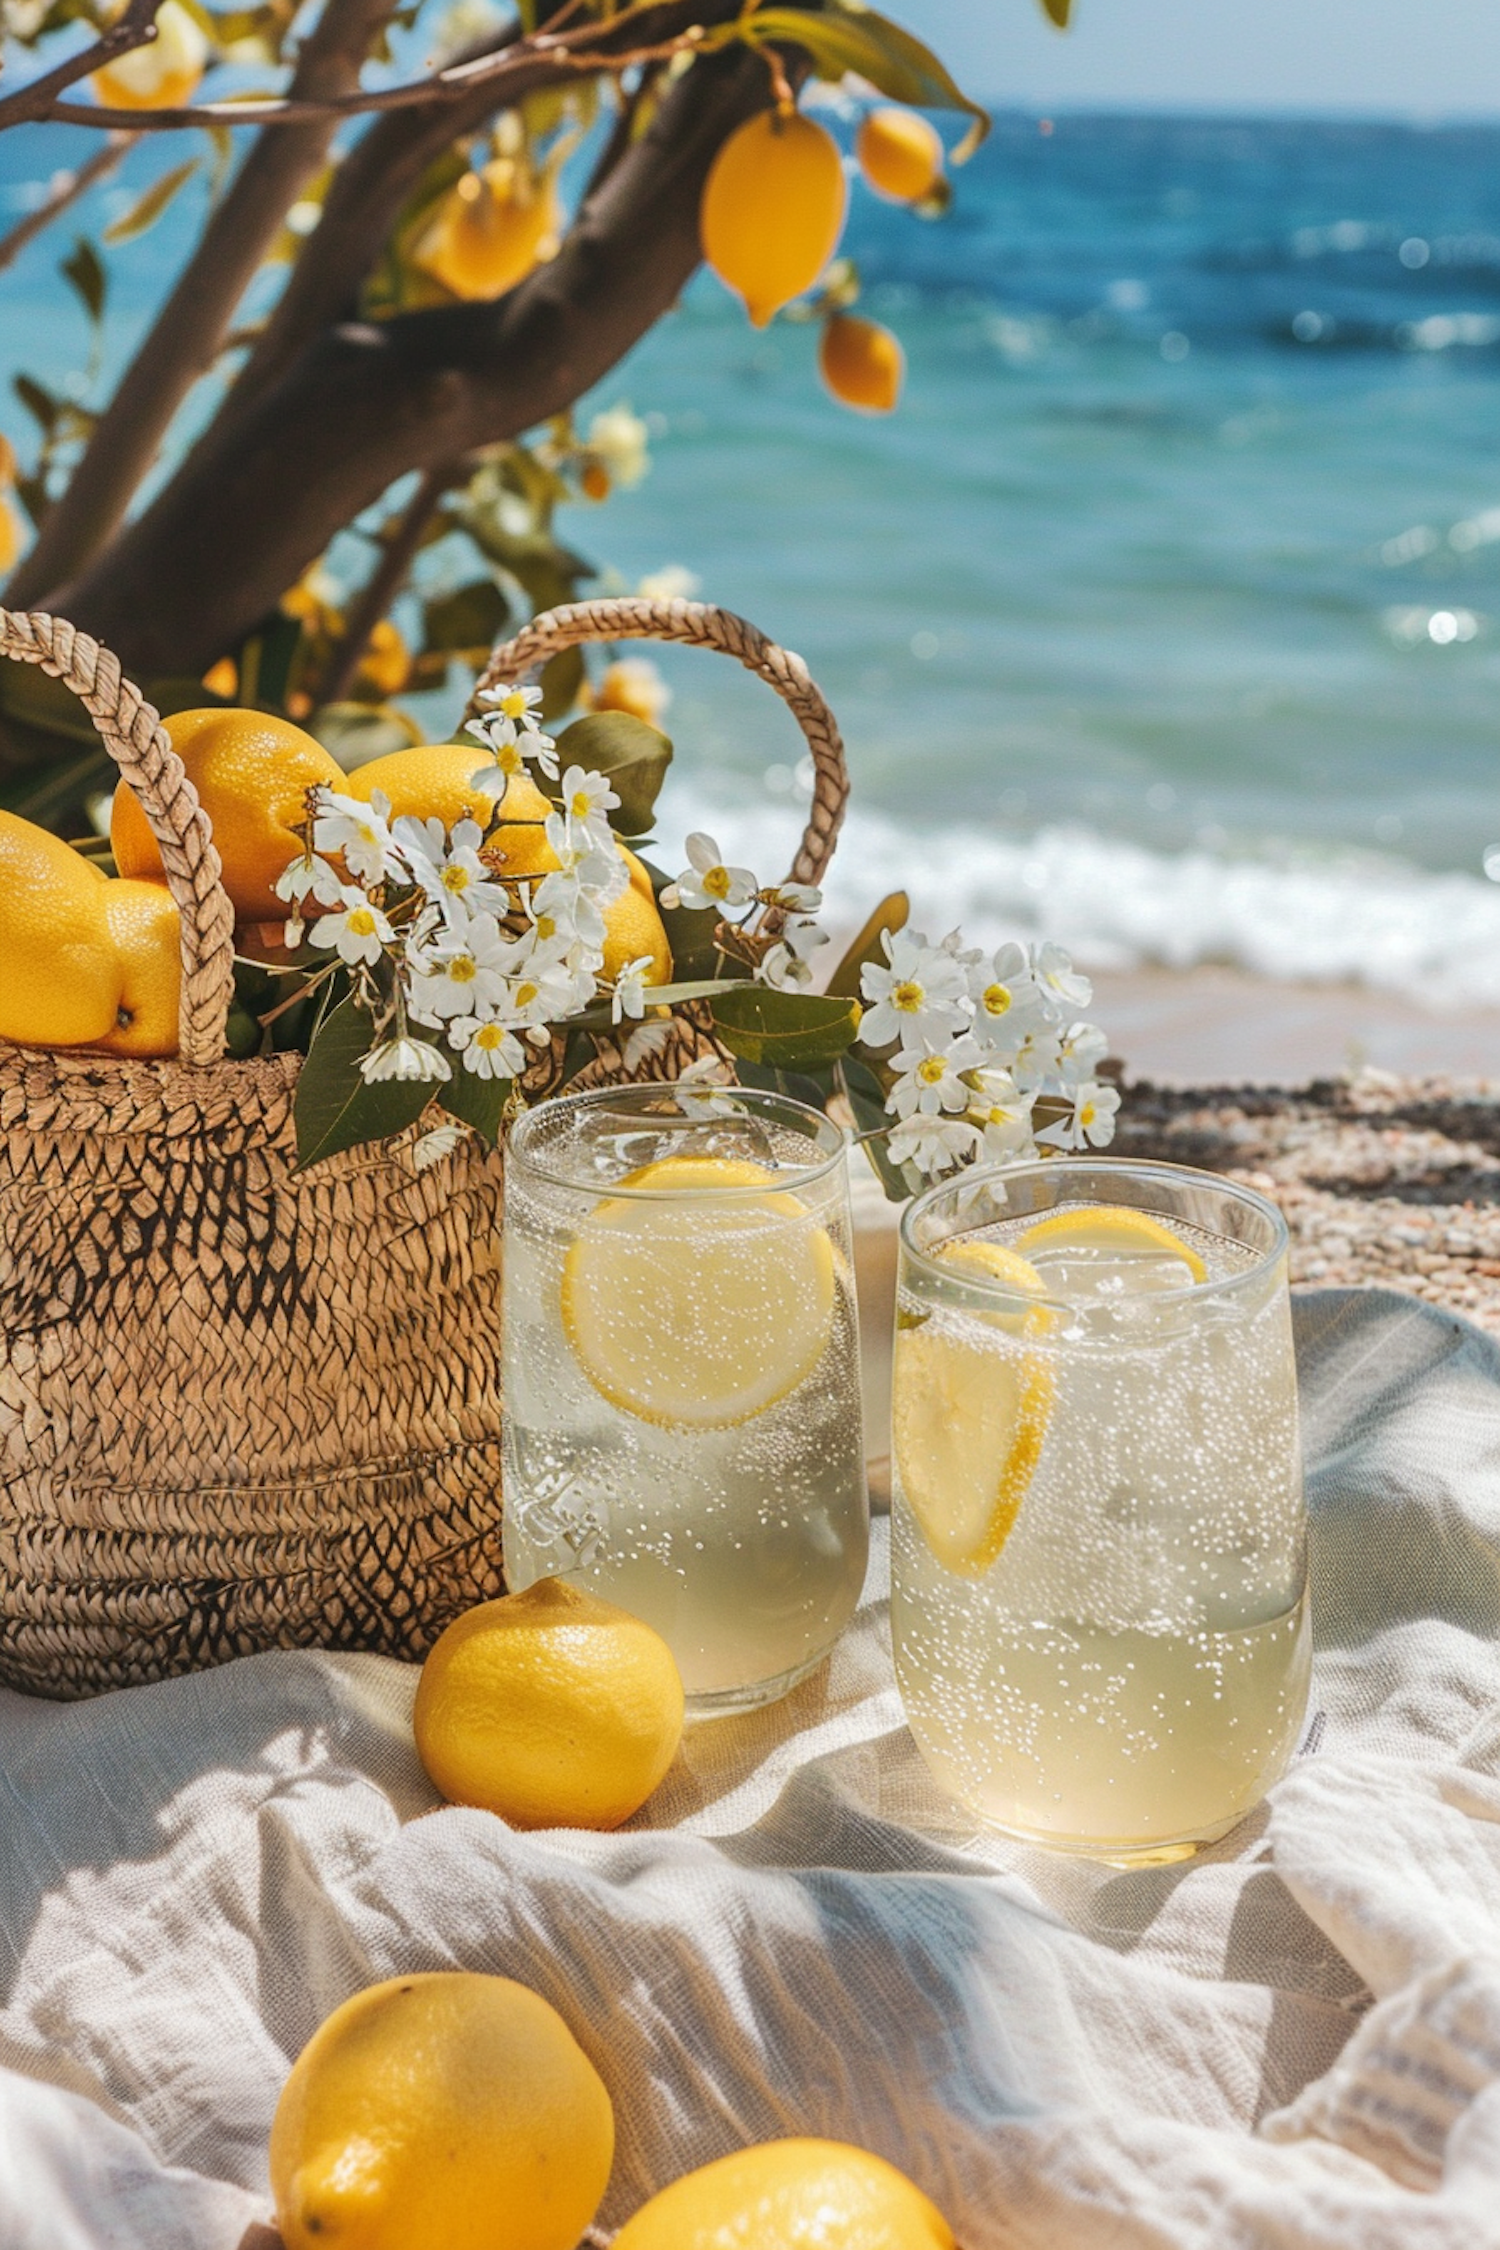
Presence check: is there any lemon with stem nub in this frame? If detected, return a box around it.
[562,1154,836,1428]
[700,107,848,327]
[894,1237,1057,1577]
[612,2137,955,2250]
[270,1971,614,2250]
[820,312,905,414]
[856,107,946,204]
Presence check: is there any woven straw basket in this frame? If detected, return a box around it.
[0,597,848,1699]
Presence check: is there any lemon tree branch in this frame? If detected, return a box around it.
[0,131,137,275]
[54,41,774,676]
[6,0,403,610]
[0,0,163,131]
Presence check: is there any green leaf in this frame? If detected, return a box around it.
[839,1052,911,1202]
[422,577,511,657]
[825,888,908,1001]
[61,236,107,329]
[1037,0,1071,23]
[710,984,862,1071]
[14,373,59,435]
[307,701,423,767]
[438,1065,510,1146]
[721,2,989,157]
[539,644,585,724]
[551,710,673,835]
[103,159,199,245]
[293,997,434,1169]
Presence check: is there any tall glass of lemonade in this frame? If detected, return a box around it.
[503,1083,868,1713]
[891,1158,1307,1863]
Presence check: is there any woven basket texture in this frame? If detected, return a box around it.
[0,599,848,1698]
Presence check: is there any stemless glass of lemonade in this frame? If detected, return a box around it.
[502,1083,868,1713]
[891,1159,1308,1864]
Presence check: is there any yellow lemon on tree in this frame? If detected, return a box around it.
[856,107,945,204]
[93,879,181,1058]
[0,812,123,1048]
[91,0,208,109]
[112,707,345,923]
[701,106,848,327]
[414,1577,684,1829]
[345,741,552,831]
[270,1970,614,2250]
[352,617,411,698]
[613,2138,955,2250]
[591,656,670,727]
[419,155,561,301]
[820,312,905,414]
[0,492,22,576]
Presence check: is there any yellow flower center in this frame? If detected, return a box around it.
[702,865,732,901]
[534,913,556,940]
[514,980,539,1009]
[1079,1101,1096,1130]
[441,864,471,894]
[476,1022,505,1050]
[892,979,925,1013]
[347,908,376,938]
[569,790,592,819]
[500,690,528,719]
[917,1055,948,1086]
[981,983,1012,1017]
[497,741,522,775]
[448,955,477,984]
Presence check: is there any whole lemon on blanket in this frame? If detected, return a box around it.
[93,879,181,1057]
[344,740,552,830]
[270,1971,614,2250]
[414,1577,684,1829]
[612,2138,955,2250]
[0,811,122,1047]
[111,706,344,921]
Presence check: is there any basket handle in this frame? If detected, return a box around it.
[0,608,236,1066]
[467,597,850,890]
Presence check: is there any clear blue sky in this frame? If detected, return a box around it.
[902,0,1500,116]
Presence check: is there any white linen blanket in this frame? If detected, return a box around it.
[5,1286,1500,2248]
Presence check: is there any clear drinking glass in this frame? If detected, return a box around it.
[502,1082,868,1714]
[890,1158,1308,1864]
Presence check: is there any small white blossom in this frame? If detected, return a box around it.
[887,1034,981,1119]
[1010,1021,1065,1093]
[674,1054,741,1116]
[759,914,829,990]
[449,1016,526,1080]
[586,403,650,488]
[407,913,514,1023]
[555,764,620,852]
[859,928,970,1051]
[472,681,558,778]
[610,955,653,1023]
[273,850,344,910]
[529,867,606,951]
[394,815,509,927]
[358,1035,451,1085]
[312,790,400,884]
[496,940,579,1030]
[967,1068,1034,1160]
[763,881,823,915]
[1032,941,1092,1010]
[311,891,395,967]
[412,1122,469,1170]
[661,832,757,914]
[887,1113,983,1177]
[1037,1079,1122,1151]
[1057,1020,1109,1085]
[968,940,1047,1052]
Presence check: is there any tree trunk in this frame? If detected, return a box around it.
[54,45,771,678]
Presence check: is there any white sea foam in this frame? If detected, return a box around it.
[657,783,1500,1011]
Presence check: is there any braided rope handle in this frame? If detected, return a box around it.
[467,597,850,889]
[0,608,236,1066]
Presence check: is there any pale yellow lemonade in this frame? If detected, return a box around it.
[891,1191,1309,1861]
[503,1093,868,1713]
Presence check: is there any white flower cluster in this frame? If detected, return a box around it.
[273,683,643,1086]
[659,831,828,991]
[858,930,1120,1179]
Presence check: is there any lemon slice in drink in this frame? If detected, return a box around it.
[1014,1205,1208,1283]
[561,1154,836,1429]
[894,1238,1056,1578]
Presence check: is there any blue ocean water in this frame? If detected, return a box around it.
[7,110,1500,997]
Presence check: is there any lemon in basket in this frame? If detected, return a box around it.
[613,2137,954,2250]
[561,1154,836,1429]
[0,811,121,1048]
[414,1577,684,1829]
[893,1238,1056,1578]
[270,1970,613,2250]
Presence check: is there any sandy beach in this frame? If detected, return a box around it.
[1094,964,1500,1086]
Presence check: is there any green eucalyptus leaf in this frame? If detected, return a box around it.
[438,1064,510,1147]
[61,236,107,328]
[710,983,861,1070]
[839,1052,911,1202]
[293,997,433,1168]
[103,158,199,245]
[14,373,59,434]
[551,710,673,834]
[825,889,909,1001]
